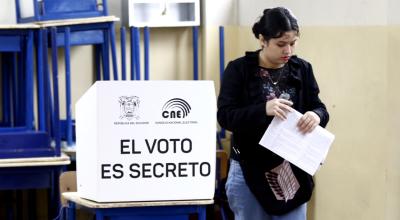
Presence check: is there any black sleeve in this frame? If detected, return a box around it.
[217,61,273,133]
[304,62,330,127]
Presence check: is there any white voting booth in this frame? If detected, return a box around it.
[75,81,216,202]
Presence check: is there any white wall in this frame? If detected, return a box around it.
[0,0,16,24]
[388,0,400,25]
[196,0,400,27]
[108,0,123,19]
[202,0,238,26]
[237,0,388,26]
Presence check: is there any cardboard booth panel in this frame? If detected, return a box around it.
[75,81,216,202]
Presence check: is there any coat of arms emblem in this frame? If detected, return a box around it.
[119,96,140,120]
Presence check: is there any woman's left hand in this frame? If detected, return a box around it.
[297,111,320,133]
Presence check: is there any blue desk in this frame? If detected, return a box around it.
[63,192,213,220]
[15,0,108,23]
[0,155,70,219]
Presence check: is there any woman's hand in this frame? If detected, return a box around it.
[297,111,320,133]
[266,98,293,120]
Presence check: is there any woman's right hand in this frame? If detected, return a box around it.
[265,98,293,120]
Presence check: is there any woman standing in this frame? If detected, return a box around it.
[217,7,329,220]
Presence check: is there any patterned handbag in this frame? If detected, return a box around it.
[237,145,314,215]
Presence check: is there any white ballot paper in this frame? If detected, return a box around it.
[259,110,335,176]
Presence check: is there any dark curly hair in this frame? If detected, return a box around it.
[252,7,299,41]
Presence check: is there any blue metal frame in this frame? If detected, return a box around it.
[110,23,118,80]
[25,31,34,130]
[10,54,18,126]
[101,26,111,81]
[16,50,26,127]
[37,29,46,131]
[192,26,199,80]
[0,131,52,158]
[64,27,73,146]
[46,18,118,146]
[219,26,226,138]
[193,27,208,152]
[1,54,12,127]
[130,27,135,80]
[144,26,150,80]
[219,26,225,84]
[133,27,141,80]
[41,28,56,136]
[66,201,207,220]
[0,164,66,219]
[125,25,199,82]
[120,26,127,80]
[50,27,62,154]
[95,44,102,80]
[15,0,108,23]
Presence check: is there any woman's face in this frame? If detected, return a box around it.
[260,31,299,68]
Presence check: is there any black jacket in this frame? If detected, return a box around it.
[217,50,329,161]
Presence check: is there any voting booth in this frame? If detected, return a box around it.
[75,81,216,202]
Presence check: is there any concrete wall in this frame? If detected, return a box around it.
[300,26,389,220]
[205,0,400,219]
[385,25,400,220]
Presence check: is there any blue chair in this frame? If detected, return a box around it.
[13,1,117,149]
[0,25,57,159]
[41,16,118,147]
[15,0,108,23]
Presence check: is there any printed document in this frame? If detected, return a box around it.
[259,110,335,176]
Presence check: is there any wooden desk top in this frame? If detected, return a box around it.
[0,16,119,30]
[36,16,120,27]
[0,154,70,168]
[0,23,40,29]
[63,192,214,209]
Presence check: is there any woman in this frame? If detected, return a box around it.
[217,7,329,220]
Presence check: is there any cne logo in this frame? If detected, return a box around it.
[162,98,191,119]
